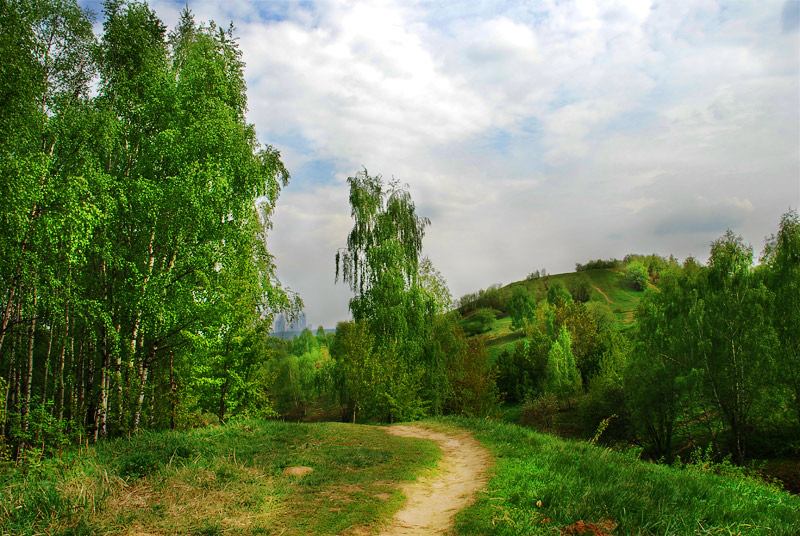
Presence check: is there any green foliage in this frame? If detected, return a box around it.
[507,286,536,331]
[330,321,377,422]
[0,0,298,451]
[624,260,649,290]
[466,307,497,336]
[701,231,777,461]
[271,350,322,420]
[443,337,501,418]
[762,210,800,426]
[575,258,620,271]
[496,331,549,403]
[418,257,453,313]
[554,301,600,380]
[578,334,631,442]
[584,301,617,334]
[542,326,581,404]
[456,283,507,314]
[545,280,572,307]
[520,393,559,430]
[333,170,443,422]
[565,274,591,303]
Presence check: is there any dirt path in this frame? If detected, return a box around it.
[592,285,615,304]
[377,425,491,536]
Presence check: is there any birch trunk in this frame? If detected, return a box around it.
[21,286,38,438]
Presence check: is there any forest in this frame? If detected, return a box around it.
[0,0,300,458]
[2,0,799,491]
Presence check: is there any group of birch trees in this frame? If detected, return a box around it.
[0,0,296,456]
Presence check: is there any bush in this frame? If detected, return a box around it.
[465,308,496,335]
[578,373,631,443]
[521,393,559,431]
[566,275,592,303]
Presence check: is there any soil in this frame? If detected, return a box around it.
[376,424,492,536]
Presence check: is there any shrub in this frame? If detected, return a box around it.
[521,393,559,431]
[465,308,496,335]
[566,275,592,303]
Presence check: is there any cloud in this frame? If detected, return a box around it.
[783,0,800,32]
[78,0,800,327]
[652,197,755,235]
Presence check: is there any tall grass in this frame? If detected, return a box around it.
[441,417,800,536]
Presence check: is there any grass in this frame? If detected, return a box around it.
[440,416,800,536]
[482,316,526,362]
[545,269,645,325]
[0,420,440,536]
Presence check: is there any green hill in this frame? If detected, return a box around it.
[459,268,646,361]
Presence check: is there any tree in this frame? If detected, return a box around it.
[546,281,572,307]
[554,301,600,381]
[467,308,496,335]
[418,257,452,314]
[625,261,649,291]
[334,169,436,421]
[0,1,296,450]
[566,275,592,303]
[507,286,536,331]
[330,321,377,423]
[543,325,581,406]
[626,266,697,462]
[696,231,776,461]
[763,210,800,427]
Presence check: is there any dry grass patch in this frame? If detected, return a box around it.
[2,420,440,536]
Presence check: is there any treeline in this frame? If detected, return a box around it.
[0,0,298,458]
[486,212,800,464]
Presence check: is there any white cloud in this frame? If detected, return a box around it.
[80,0,799,327]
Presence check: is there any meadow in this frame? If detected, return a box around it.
[0,420,439,535]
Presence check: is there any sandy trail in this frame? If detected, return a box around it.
[592,285,614,304]
[377,425,491,536]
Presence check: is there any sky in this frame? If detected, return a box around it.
[79,0,800,329]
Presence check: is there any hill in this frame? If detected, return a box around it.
[459,268,646,361]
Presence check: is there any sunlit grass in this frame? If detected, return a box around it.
[443,417,800,536]
[0,420,440,536]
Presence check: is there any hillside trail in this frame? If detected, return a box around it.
[375,424,491,536]
[592,285,615,304]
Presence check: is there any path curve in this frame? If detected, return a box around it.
[378,425,491,536]
[592,285,615,304]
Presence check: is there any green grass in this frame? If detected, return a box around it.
[439,417,800,536]
[482,316,526,362]
[0,420,440,536]
[560,269,645,325]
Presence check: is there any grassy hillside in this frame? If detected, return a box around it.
[0,421,439,536]
[462,268,645,361]
[440,417,800,536]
